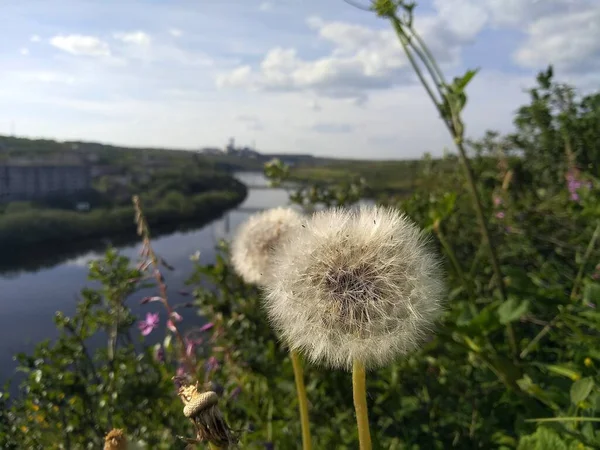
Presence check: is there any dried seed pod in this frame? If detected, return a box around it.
[104,428,128,450]
[176,381,238,448]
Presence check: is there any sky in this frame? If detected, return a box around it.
[0,0,599,160]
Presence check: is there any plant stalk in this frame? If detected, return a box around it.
[291,350,312,450]
[353,360,372,450]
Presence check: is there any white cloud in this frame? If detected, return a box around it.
[50,34,110,57]
[19,48,29,56]
[216,11,488,103]
[259,2,273,12]
[235,114,264,131]
[169,28,183,37]
[113,31,152,46]
[310,122,354,133]
[514,4,600,72]
[30,34,41,43]
[483,0,575,27]
[308,99,322,111]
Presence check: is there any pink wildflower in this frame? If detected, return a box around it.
[496,211,505,219]
[205,356,220,373]
[200,322,214,332]
[167,311,183,332]
[138,312,160,336]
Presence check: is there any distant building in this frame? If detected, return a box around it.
[0,159,91,202]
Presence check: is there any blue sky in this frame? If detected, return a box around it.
[0,0,598,159]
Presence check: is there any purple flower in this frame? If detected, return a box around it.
[200,322,214,332]
[229,386,242,401]
[154,345,164,362]
[566,169,591,203]
[496,211,505,219]
[167,311,183,332]
[138,312,160,336]
[185,338,195,357]
[205,356,220,373]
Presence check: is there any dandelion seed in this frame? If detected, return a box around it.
[264,205,445,370]
[231,207,303,285]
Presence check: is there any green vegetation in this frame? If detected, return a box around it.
[2,2,600,447]
[0,170,247,251]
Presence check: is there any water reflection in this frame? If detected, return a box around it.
[0,171,375,389]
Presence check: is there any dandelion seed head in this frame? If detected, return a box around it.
[231,207,303,285]
[264,205,446,370]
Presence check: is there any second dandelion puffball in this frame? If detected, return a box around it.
[263,205,445,370]
[231,207,303,285]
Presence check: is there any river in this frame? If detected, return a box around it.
[0,172,291,389]
[0,171,375,392]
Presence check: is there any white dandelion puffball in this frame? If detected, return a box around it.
[264,204,445,370]
[231,207,303,285]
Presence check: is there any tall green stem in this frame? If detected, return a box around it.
[570,221,600,301]
[352,360,372,450]
[385,9,517,355]
[520,221,600,359]
[291,351,312,450]
[435,223,474,301]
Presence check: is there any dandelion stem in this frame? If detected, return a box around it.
[352,360,372,450]
[291,350,312,450]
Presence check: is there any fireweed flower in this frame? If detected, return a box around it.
[566,169,592,202]
[167,311,183,332]
[138,312,159,336]
[231,207,303,285]
[264,205,445,370]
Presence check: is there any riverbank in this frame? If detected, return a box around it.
[0,183,247,252]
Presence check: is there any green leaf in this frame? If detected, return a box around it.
[583,282,600,303]
[516,426,569,450]
[542,364,581,381]
[497,298,530,324]
[570,377,595,405]
[454,68,479,91]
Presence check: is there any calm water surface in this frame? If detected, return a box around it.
[0,172,374,389]
[0,172,289,386]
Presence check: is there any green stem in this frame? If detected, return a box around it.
[388,14,507,303]
[435,224,474,301]
[352,360,372,450]
[388,10,516,356]
[389,17,441,110]
[291,351,312,450]
[522,221,600,358]
[570,221,600,301]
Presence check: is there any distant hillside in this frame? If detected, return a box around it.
[0,135,332,173]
